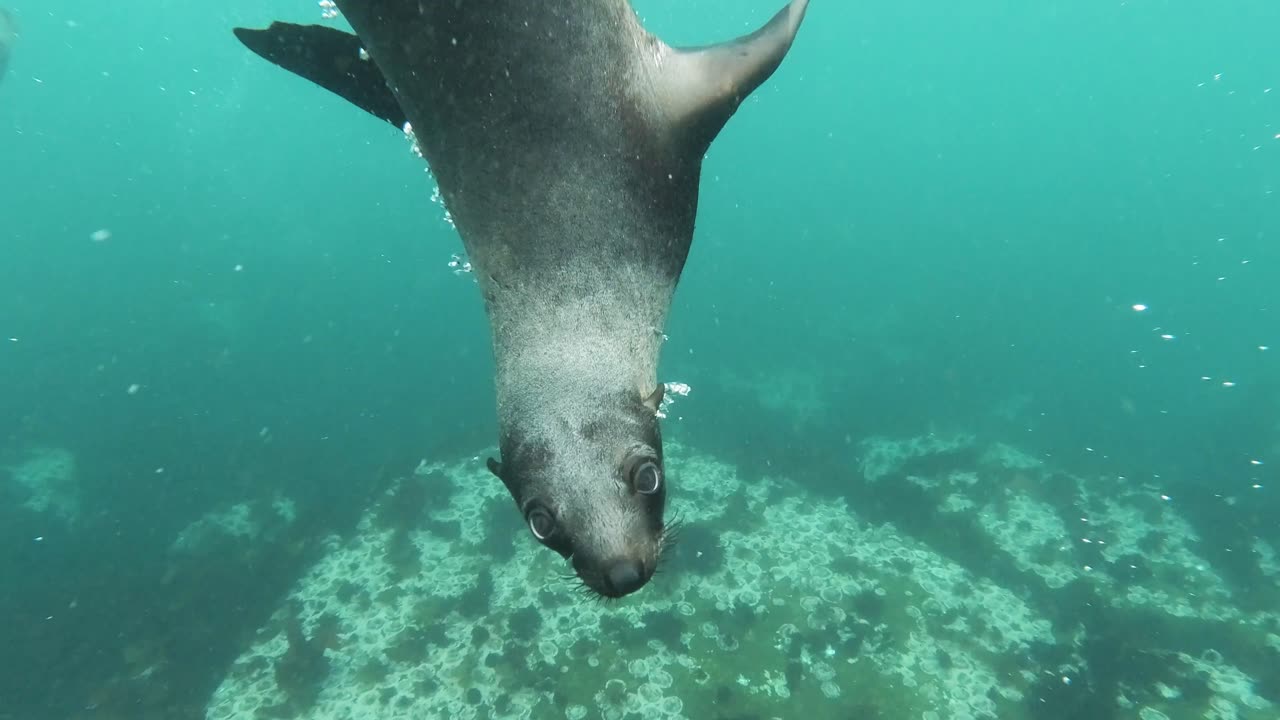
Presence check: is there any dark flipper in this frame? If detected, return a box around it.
[659,0,810,154]
[232,22,406,129]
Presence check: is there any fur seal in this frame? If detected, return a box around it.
[0,9,16,85]
[234,0,809,598]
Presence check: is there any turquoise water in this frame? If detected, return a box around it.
[1,1,1277,719]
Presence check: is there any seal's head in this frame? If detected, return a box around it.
[488,386,668,598]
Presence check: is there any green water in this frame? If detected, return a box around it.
[1,1,1277,719]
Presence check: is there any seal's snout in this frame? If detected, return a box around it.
[603,558,647,597]
[573,551,653,598]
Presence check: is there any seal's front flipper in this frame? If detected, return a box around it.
[233,22,407,129]
[658,0,810,153]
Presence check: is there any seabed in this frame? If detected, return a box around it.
[182,433,1280,720]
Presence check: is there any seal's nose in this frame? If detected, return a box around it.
[603,558,646,597]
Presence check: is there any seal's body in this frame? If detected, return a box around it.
[0,9,17,85]
[235,0,808,597]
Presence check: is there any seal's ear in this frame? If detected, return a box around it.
[487,457,522,501]
[643,385,665,414]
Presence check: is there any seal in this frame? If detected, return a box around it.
[0,9,17,86]
[234,0,809,598]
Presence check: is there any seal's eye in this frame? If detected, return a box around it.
[631,459,663,495]
[527,505,556,540]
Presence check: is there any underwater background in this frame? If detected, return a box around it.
[1,1,1277,719]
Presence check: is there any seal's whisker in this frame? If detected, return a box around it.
[664,509,686,536]
[657,513,685,564]
[665,519,684,544]
[566,586,595,608]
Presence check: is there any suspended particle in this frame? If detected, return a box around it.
[447,253,473,275]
